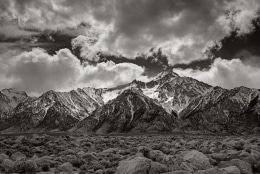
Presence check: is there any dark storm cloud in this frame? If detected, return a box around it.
[209,17,260,67]
[0,32,72,54]
[1,0,260,64]
[114,0,224,37]
[0,19,91,55]
[0,0,231,63]
[100,0,230,62]
[173,59,214,70]
[0,0,94,54]
[98,49,170,77]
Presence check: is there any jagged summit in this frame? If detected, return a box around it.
[153,68,179,81]
[139,69,212,114]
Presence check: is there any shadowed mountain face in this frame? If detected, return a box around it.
[180,87,260,133]
[0,69,260,134]
[74,88,177,134]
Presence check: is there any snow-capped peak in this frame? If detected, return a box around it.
[153,68,179,81]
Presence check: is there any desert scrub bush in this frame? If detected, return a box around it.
[1,159,14,173]
[14,160,38,173]
[69,158,84,168]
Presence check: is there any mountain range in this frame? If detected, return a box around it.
[0,69,259,134]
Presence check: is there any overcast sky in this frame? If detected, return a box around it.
[1,0,260,95]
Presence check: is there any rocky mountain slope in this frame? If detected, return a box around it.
[74,88,177,134]
[101,69,212,115]
[139,69,212,114]
[0,88,29,119]
[180,86,260,133]
[0,68,260,133]
[0,87,103,132]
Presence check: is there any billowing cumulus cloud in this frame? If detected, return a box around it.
[0,48,145,95]
[71,35,100,62]
[174,58,260,89]
[218,0,260,36]
[1,0,260,92]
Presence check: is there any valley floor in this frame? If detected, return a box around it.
[0,133,259,173]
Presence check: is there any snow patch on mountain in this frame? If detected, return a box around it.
[141,84,160,100]
[127,95,134,125]
[102,90,120,103]
[101,83,138,103]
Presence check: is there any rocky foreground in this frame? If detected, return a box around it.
[0,134,260,174]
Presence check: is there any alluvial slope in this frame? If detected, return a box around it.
[0,88,29,119]
[1,87,103,132]
[74,88,177,134]
[180,86,260,133]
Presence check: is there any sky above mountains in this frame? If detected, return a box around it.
[1,0,260,95]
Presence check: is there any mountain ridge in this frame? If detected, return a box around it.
[0,68,260,134]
